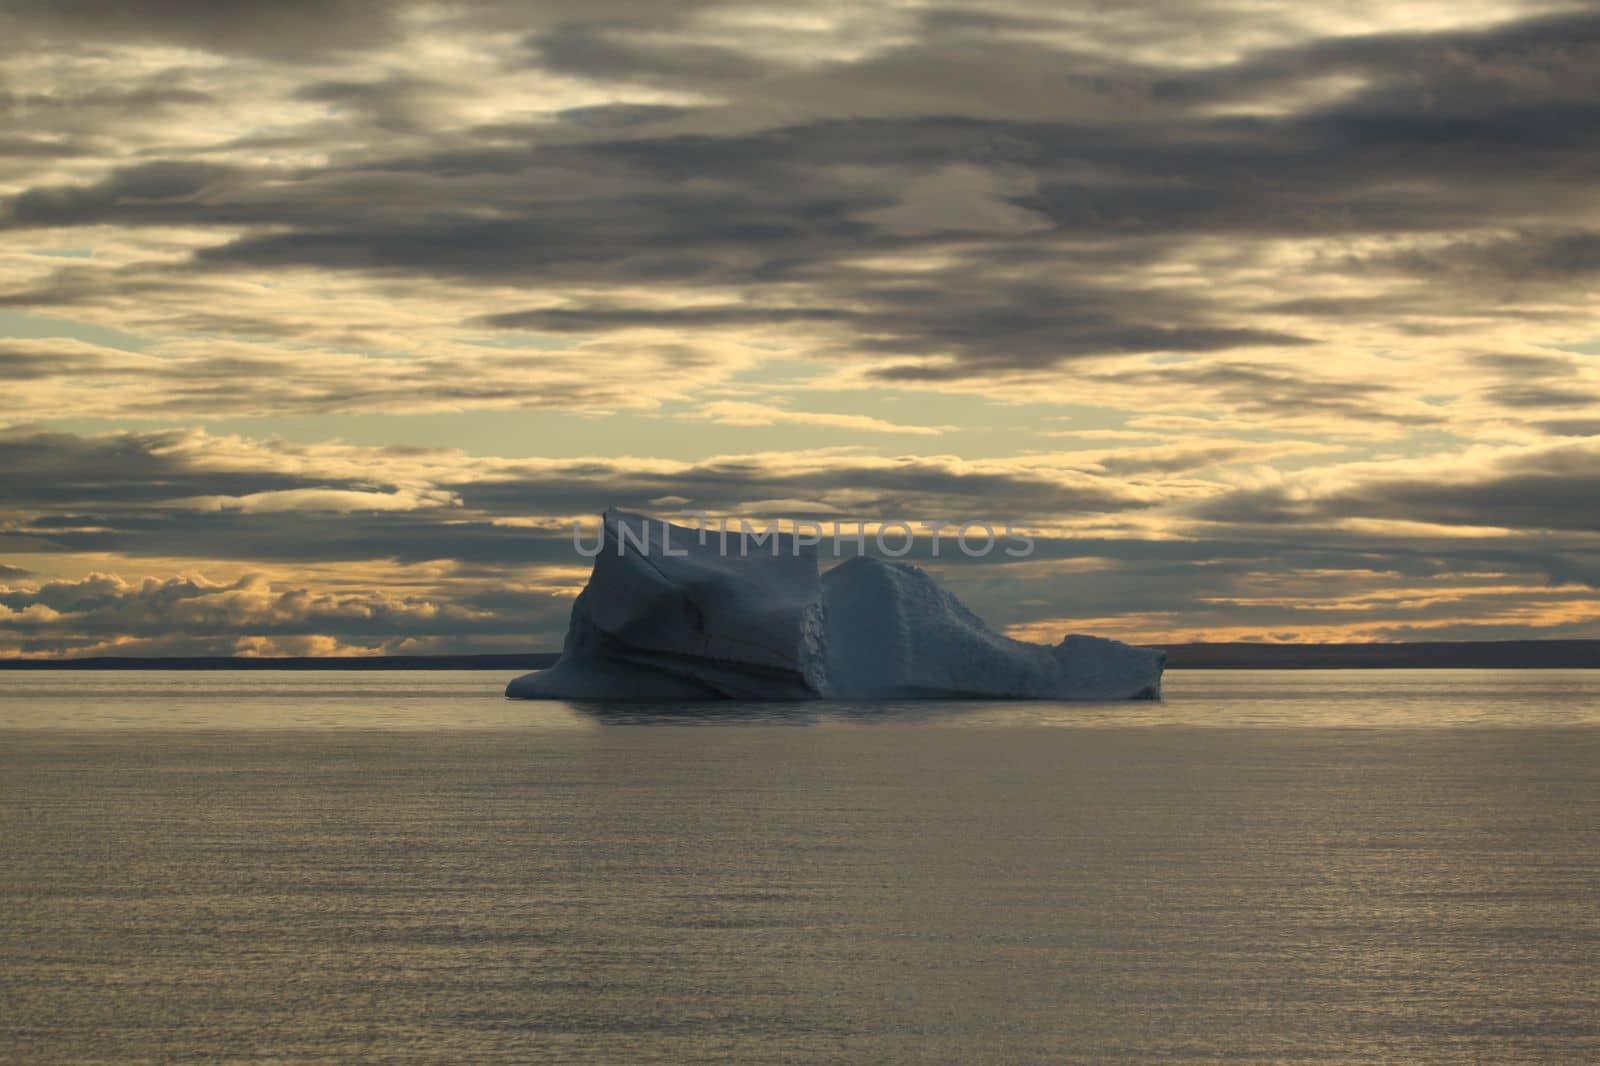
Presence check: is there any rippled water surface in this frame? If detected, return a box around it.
[3,670,1598,1063]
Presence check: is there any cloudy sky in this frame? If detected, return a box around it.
[3,0,1600,656]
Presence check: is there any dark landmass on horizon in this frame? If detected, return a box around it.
[1150,640,1600,669]
[0,653,564,671]
[3,641,1599,670]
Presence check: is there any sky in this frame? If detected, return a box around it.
[3,0,1600,657]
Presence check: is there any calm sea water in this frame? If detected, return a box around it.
[3,670,1598,1063]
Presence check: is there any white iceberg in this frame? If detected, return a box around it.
[506,510,1164,702]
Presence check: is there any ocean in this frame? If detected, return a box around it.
[3,670,1598,1063]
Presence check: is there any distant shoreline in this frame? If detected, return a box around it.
[0,653,563,671]
[1151,640,1600,669]
[2,641,1598,669]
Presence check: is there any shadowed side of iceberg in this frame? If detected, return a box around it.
[507,509,821,701]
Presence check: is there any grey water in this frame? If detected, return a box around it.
[3,671,1598,1064]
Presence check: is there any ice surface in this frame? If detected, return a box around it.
[506,510,1164,702]
[815,556,1163,699]
[505,510,821,701]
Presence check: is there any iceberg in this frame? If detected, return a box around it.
[506,510,1164,702]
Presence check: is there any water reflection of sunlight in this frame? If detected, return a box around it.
[4,669,1598,731]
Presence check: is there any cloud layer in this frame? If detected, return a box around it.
[3,424,1598,654]
[3,0,1599,652]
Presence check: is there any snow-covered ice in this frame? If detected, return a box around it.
[506,510,1164,702]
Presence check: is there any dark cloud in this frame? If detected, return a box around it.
[1148,9,1600,113]
[290,76,460,134]
[0,344,126,380]
[1485,384,1599,410]
[183,190,875,286]
[478,305,855,330]
[0,427,317,508]
[0,84,213,120]
[1379,231,1600,287]
[3,162,254,230]
[529,21,772,86]
[1537,418,1600,437]
[1087,360,1434,425]
[0,427,1154,570]
[1471,352,1600,412]
[1193,443,1600,535]
[553,103,693,129]
[1087,444,1265,477]
[0,0,408,59]
[867,324,1308,378]
[1474,353,1582,376]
